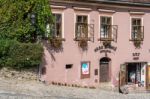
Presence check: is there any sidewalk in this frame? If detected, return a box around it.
[0,78,150,99]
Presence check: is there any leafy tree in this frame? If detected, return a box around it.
[0,0,52,42]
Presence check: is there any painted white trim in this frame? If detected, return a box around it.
[142,17,144,28]
[62,12,65,38]
[74,13,76,38]
[52,11,65,38]
[129,11,145,15]
[51,5,66,9]
[98,9,116,13]
[73,7,92,11]
[130,16,132,40]
[142,63,146,87]
[112,16,114,39]
[98,15,100,38]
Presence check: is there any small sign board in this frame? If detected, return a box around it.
[82,63,89,75]
[132,53,140,60]
[81,61,90,79]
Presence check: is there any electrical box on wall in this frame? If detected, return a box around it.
[95,69,98,76]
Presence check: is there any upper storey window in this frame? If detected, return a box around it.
[47,13,64,49]
[51,13,62,38]
[75,15,88,39]
[100,16,113,41]
[131,18,144,41]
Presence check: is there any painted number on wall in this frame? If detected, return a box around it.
[133,53,140,60]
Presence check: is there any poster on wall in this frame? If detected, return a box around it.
[82,63,89,74]
[81,62,90,79]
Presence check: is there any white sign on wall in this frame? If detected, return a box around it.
[141,63,146,87]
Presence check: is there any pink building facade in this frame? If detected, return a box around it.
[40,0,150,91]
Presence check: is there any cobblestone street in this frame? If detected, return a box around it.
[0,79,150,99]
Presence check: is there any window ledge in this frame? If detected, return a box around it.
[74,37,90,41]
[129,11,145,15]
[98,9,116,13]
[49,37,66,41]
[50,5,66,9]
[73,7,92,11]
[98,38,114,41]
[129,39,143,41]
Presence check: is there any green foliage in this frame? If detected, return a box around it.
[0,0,51,69]
[0,40,43,70]
[0,0,52,42]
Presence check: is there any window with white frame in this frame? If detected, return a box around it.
[50,13,62,38]
[75,15,88,39]
[100,16,112,40]
[131,18,144,40]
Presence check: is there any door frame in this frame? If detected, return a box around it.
[146,65,150,90]
[119,62,147,88]
[99,57,111,82]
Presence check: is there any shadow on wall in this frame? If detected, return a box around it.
[42,40,64,61]
[39,48,47,81]
[39,40,64,82]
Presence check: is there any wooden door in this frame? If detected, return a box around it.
[100,63,109,82]
[146,66,150,90]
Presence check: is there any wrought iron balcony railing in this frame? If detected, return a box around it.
[75,23,88,40]
[99,25,118,42]
[130,26,144,41]
[75,23,94,41]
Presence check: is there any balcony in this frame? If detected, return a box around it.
[75,23,89,41]
[130,26,144,41]
[75,23,94,49]
[99,25,118,42]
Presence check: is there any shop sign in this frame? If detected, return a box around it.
[94,45,117,53]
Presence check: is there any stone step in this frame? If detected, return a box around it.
[128,87,150,93]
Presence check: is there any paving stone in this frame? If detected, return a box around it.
[0,78,150,99]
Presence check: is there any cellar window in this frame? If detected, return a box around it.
[66,64,73,69]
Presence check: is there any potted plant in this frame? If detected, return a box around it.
[78,38,88,49]
[133,33,143,48]
[49,37,62,48]
[133,40,141,48]
[103,41,111,48]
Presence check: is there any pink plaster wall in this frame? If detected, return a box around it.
[41,6,150,87]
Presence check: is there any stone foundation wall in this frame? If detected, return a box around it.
[0,68,38,80]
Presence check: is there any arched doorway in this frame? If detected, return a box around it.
[100,57,111,82]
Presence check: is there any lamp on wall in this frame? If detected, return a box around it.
[31,13,36,25]
[30,13,37,42]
